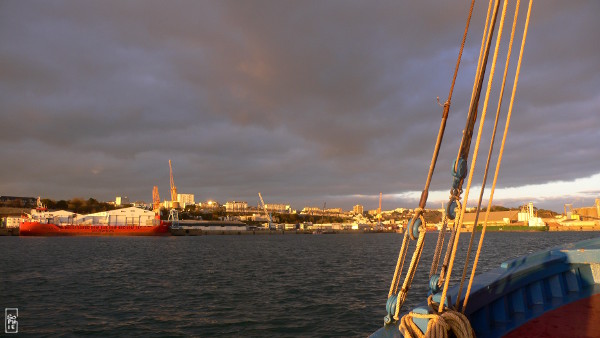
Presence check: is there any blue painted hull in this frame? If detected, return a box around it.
[371,236,600,337]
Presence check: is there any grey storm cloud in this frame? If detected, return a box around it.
[1,0,598,211]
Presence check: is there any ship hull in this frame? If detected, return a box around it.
[370,236,600,338]
[19,221,170,236]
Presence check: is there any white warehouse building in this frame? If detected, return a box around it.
[75,207,157,226]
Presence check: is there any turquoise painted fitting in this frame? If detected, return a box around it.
[411,218,422,240]
[451,158,468,189]
[452,157,468,178]
[429,274,441,294]
[452,176,461,189]
[384,294,398,325]
[446,200,457,220]
[383,314,393,325]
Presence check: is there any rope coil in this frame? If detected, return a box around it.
[399,296,474,338]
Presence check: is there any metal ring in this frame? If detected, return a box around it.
[409,211,427,240]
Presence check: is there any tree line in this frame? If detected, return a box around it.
[41,198,120,214]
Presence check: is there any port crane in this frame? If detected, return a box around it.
[152,186,161,219]
[169,159,180,209]
[258,192,275,230]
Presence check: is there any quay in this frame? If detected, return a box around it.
[0,228,19,236]
[170,228,397,236]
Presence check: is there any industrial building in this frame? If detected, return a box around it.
[115,196,131,206]
[225,201,248,212]
[301,207,322,214]
[198,201,219,210]
[177,193,195,208]
[461,210,519,227]
[264,203,291,213]
[518,202,546,226]
[573,199,600,219]
[3,216,27,228]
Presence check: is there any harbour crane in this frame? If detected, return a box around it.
[258,192,274,230]
[169,159,180,209]
[152,186,161,219]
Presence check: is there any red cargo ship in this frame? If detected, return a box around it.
[19,198,171,236]
[19,221,170,236]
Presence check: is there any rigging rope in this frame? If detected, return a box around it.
[429,215,447,279]
[455,0,494,173]
[440,0,494,284]
[394,222,427,320]
[437,200,462,285]
[436,0,501,290]
[462,0,533,312]
[389,227,410,297]
[384,0,533,336]
[386,0,533,337]
[437,0,508,314]
[455,0,522,310]
[386,0,476,316]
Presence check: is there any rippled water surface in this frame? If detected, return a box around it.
[1,232,598,337]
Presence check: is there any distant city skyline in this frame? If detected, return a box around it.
[1,1,598,214]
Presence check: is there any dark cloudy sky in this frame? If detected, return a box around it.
[1,0,598,212]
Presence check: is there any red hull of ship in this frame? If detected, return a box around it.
[19,221,171,236]
[504,293,600,338]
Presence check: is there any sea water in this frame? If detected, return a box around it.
[1,232,597,337]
